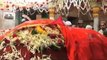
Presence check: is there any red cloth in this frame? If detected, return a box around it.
[65,28,107,60]
[55,17,107,60]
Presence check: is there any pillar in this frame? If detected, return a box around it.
[49,7,55,20]
[92,7,100,31]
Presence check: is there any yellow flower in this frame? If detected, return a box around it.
[36,26,47,34]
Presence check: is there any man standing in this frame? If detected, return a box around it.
[99,21,107,37]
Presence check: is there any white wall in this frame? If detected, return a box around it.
[0,11,15,29]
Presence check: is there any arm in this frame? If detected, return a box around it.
[22,14,31,21]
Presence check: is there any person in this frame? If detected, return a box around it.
[85,25,93,30]
[21,14,31,22]
[77,20,83,28]
[99,21,107,37]
[16,7,31,24]
[26,7,38,20]
[63,20,72,26]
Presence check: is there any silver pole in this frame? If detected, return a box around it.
[93,17,99,31]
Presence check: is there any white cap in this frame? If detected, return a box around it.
[63,21,72,26]
[85,25,92,29]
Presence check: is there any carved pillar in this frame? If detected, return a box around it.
[92,7,100,31]
[49,7,55,20]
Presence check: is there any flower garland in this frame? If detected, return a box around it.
[0,24,64,60]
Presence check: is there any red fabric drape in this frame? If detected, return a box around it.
[55,17,107,60]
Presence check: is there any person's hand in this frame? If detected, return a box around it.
[22,14,31,21]
[22,14,28,18]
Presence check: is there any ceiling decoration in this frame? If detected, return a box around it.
[0,0,50,13]
[0,0,107,14]
[52,0,103,16]
[102,0,107,13]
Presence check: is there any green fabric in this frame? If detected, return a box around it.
[16,10,25,24]
[41,11,49,18]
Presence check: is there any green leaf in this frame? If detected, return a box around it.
[31,29,38,35]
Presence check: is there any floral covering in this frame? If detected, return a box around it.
[0,19,65,60]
